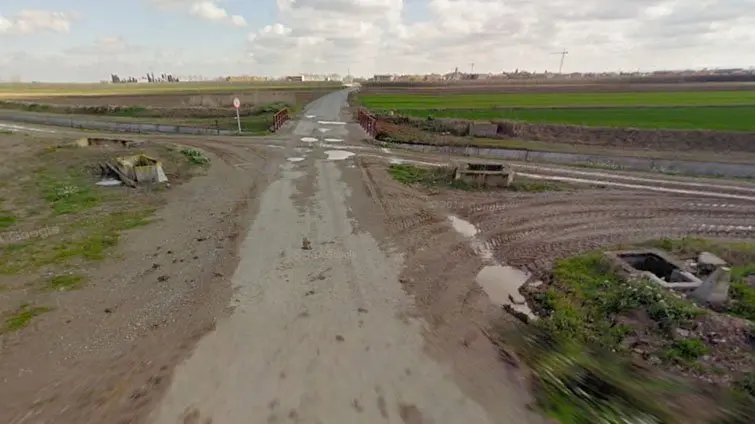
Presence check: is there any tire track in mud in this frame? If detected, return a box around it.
[360,159,755,279]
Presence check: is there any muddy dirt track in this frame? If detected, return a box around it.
[2,88,755,424]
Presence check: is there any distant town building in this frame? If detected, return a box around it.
[372,74,394,82]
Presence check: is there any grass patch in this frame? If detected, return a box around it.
[388,164,580,192]
[511,240,755,423]
[48,274,85,291]
[664,338,709,363]
[38,175,102,215]
[180,148,210,165]
[1,303,53,333]
[387,164,476,190]
[388,105,755,132]
[360,91,755,109]
[506,326,685,423]
[535,253,703,343]
[0,212,16,228]
[0,208,155,274]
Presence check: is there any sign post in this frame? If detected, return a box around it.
[233,97,241,134]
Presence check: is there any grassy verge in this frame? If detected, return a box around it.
[388,164,582,192]
[386,105,755,132]
[507,238,755,423]
[359,91,755,109]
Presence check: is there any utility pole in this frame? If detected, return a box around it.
[470,63,475,74]
[552,50,569,74]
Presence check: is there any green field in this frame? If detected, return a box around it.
[359,90,755,131]
[388,106,755,131]
[359,91,755,109]
[0,81,344,98]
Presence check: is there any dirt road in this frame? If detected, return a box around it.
[4,88,753,424]
[147,90,539,424]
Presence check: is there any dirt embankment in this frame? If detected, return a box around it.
[376,115,755,153]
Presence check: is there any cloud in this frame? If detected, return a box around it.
[0,10,74,35]
[149,0,247,26]
[243,0,755,76]
[4,0,755,81]
[0,35,257,82]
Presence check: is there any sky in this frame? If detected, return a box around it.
[1,0,754,82]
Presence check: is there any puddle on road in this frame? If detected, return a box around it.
[301,137,319,143]
[382,147,391,153]
[287,157,305,162]
[305,114,316,119]
[448,216,478,237]
[447,215,536,320]
[317,121,347,125]
[317,128,331,133]
[0,123,57,133]
[324,150,355,161]
[324,138,343,143]
[475,266,535,319]
[389,158,405,165]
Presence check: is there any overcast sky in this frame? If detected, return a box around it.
[1,0,753,82]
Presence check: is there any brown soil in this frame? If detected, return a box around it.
[358,158,755,421]
[0,131,278,424]
[375,115,755,156]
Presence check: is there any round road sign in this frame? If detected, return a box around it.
[233,97,241,109]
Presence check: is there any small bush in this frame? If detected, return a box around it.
[664,338,709,363]
[180,148,210,165]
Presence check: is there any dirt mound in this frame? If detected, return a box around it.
[376,114,755,153]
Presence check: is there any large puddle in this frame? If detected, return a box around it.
[300,137,319,143]
[324,150,355,161]
[447,215,536,320]
[0,123,56,133]
[448,216,478,237]
[474,266,535,319]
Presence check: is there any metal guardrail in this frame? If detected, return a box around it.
[272,108,290,132]
[356,108,377,137]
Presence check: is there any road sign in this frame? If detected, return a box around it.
[232,98,241,133]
